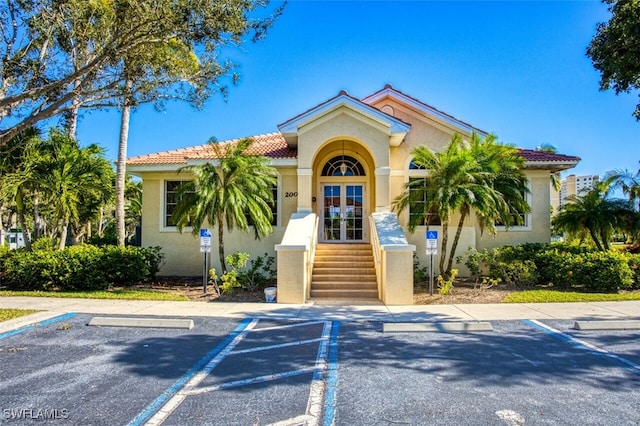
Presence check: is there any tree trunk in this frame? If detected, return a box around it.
[97,208,104,236]
[116,79,133,247]
[600,229,610,251]
[446,212,467,277]
[59,219,68,250]
[32,190,44,240]
[15,190,32,251]
[588,227,603,251]
[217,216,227,274]
[439,222,449,279]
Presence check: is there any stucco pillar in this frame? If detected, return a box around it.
[375,167,391,212]
[297,168,313,213]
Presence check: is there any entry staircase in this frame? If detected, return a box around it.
[310,243,378,300]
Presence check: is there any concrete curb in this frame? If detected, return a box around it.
[88,317,195,329]
[574,320,640,331]
[383,321,494,333]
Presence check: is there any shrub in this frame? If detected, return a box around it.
[413,254,429,286]
[629,254,640,289]
[0,245,164,291]
[31,237,55,251]
[237,253,276,291]
[536,250,633,292]
[487,259,538,287]
[437,269,458,295]
[458,243,634,293]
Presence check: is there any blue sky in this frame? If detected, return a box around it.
[76,0,639,178]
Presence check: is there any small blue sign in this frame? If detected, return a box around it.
[200,228,212,238]
[426,230,438,240]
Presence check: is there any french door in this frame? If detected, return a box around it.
[321,183,366,242]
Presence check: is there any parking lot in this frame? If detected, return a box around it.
[1,313,639,425]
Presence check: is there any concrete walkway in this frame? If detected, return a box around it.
[2,296,639,332]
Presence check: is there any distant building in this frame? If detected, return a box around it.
[558,174,600,210]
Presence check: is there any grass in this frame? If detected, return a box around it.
[504,289,640,303]
[0,289,188,301]
[0,308,40,322]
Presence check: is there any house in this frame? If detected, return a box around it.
[127,85,580,304]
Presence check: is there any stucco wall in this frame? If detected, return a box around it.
[139,169,297,276]
[476,170,551,251]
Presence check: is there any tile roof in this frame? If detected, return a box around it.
[126,133,296,166]
[518,148,580,163]
[127,131,580,169]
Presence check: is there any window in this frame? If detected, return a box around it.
[495,187,531,229]
[322,155,365,176]
[164,180,193,227]
[408,178,441,226]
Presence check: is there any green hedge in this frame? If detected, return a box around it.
[461,243,638,293]
[0,245,164,291]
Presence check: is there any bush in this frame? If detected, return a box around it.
[0,245,165,291]
[487,259,538,287]
[413,254,429,286]
[629,254,640,289]
[535,250,633,292]
[237,253,276,291]
[458,243,635,293]
[211,252,277,294]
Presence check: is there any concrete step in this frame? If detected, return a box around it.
[311,243,378,300]
[312,267,376,276]
[311,282,377,290]
[310,288,379,299]
[314,255,374,263]
[312,274,377,282]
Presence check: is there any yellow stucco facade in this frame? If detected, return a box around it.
[128,85,579,302]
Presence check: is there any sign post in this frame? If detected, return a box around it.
[200,229,212,294]
[426,230,438,296]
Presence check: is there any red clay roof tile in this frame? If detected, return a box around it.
[126,132,296,166]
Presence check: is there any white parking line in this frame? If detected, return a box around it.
[135,319,334,426]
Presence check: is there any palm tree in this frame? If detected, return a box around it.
[605,162,640,211]
[172,138,277,274]
[552,183,634,251]
[393,133,529,278]
[36,130,114,249]
[0,127,42,250]
[535,143,562,193]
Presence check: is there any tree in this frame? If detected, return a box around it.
[552,183,635,250]
[35,130,114,249]
[535,144,562,192]
[393,133,529,278]
[172,138,277,274]
[0,0,284,145]
[587,0,640,120]
[0,127,42,250]
[605,161,640,210]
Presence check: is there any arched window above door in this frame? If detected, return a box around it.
[321,155,365,176]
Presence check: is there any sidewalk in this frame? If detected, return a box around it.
[2,296,639,327]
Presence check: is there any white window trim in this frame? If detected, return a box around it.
[160,176,282,232]
[160,179,193,233]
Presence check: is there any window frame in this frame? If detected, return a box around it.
[161,180,194,232]
[495,179,532,232]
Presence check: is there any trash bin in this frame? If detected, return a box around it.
[264,287,277,303]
